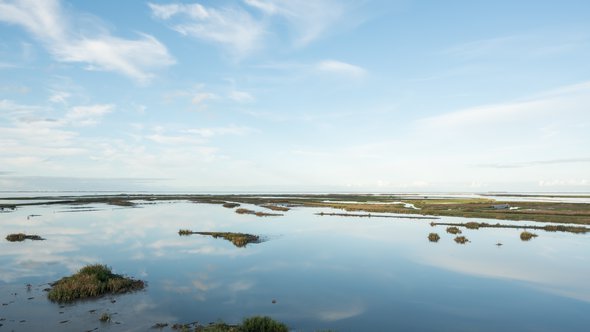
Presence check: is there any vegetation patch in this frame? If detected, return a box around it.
[428,233,440,242]
[168,316,286,332]
[47,264,145,302]
[446,226,462,234]
[431,221,589,234]
[8,194,590,224]
[241,316,288,332]
[260,204,290,212]
[99,313,111,322]
[5,233,45,242]
[316,212,438,220]
[222,203,241,208]
[454,236,469,244]
[178,230,261,248]
[520,231,538,241]
[235,208,282,217]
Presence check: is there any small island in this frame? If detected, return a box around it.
[179,230,261,247]
[47,264,145,302]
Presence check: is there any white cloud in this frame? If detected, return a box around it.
[228,90,255,103]
[149,0,361,56]
[443,31,587,60]
[0,0,175,82]
[184,125,253,138]
[191,92,216,106]
[419,81,590,130]
[244,0,357,46]
[149,2,265,56]
[65,104,113,126]
[316,60,366,77]
[48,90,71,104]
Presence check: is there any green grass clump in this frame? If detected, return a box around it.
[241,316,288,332]
[428,233,440,242]
[179,230,261,248]
[464,222,480,229]
[5,233,45,242]
[454,236,469,244]
[47,264,145,302]
[520,231,538,241]
[446,227,462,234]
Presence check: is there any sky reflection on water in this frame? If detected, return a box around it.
[0,201,589,331]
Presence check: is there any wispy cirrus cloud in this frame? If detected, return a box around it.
[149,0,363,56]
[443,31,588,60]
[0,0,175,83]
[149,2,266,56]
[245,0,360,47]
[316,60,366,77]
[65,104,113,127]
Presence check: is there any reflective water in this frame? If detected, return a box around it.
[1,200,589,331]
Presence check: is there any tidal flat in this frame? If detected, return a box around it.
[0,193,589,331]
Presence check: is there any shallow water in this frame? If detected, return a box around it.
[1,200,589,331]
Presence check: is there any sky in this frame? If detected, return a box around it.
[0,0,589,193]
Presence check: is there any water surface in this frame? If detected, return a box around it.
[1,200,589,331]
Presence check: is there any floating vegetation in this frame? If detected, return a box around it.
[178,229,193,236]
[260,204,290,212]
[168,316,286,332]
[316,212,438,220]
[99,313,111,322]
[235,208,282,217]
[241,316,288,332]
[222,202,241,208]
[446,227,462,234]
[428,233,440,242]
[454,236,469,244]
[106,199,136,207]
[47,264,145,302]
[431,221,589,234]
[178,230,261,248]
[5,233,45,242]
[520,231,538,241]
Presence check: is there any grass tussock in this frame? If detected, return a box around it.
[446,227,462,234]
[241,316,288,332]
[5,233,45,242]
[454,236,469,244]
[464,222,480,229]
[99,313,111,322]
[520,231,538,241]
[428,233,440,242]
[178,229,193,236]
[47,264,145,302]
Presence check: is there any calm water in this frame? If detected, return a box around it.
[0,200,589,331]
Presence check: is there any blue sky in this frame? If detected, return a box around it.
[0,0,589,192]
